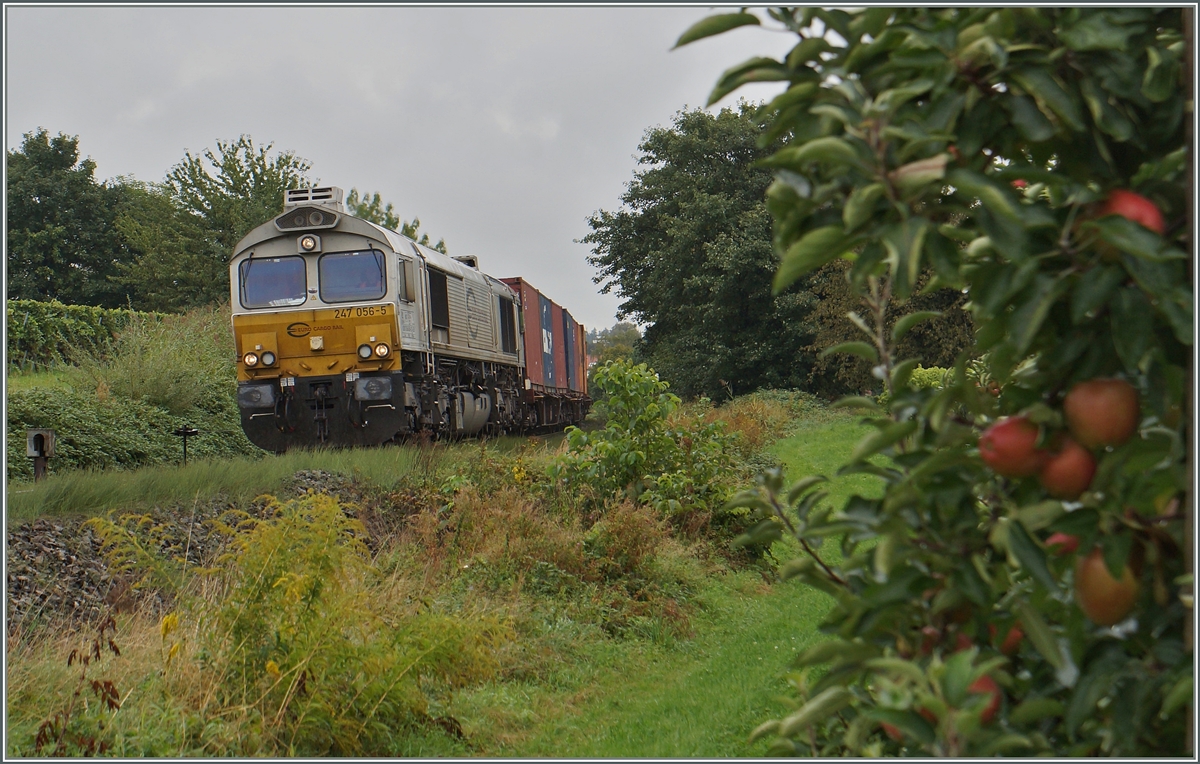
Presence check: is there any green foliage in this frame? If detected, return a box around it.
[5,385,255,482]
[6,129,136,308]
[6,299,156,371]
[7,305,255,481]
[346,188,448,253]
[132,135,314,305]
[80,493,506,756]
[586,321,643,402]
[695,6,1192,756]
[165,135,313,254]
[110,180,231,311]
[205,494,490,755]
[553,361,739,525]
[583,106,820,399]
[69,304,236,415]
[876,365,950,406]
[806,261,974,397]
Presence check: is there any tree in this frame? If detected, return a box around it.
[586,321,643,400]
[121,135,315,306]
[346,188,448,253]
[6,129,135,307]
[583,106,819,399]
[109,181,229,311]
[165,135,314,255]
[589,321,642,366]
[686,7,1192,756]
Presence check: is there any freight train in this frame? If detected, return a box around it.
[230,186,590,452]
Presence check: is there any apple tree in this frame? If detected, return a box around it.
[680,7,1193,756]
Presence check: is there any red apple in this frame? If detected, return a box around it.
[968,675,1002,723]
[1038,436,1097,499]
[979,416,1049,477]
[1099,189,1165,234]
[999,625,1024,656]
[1011,179,1027,189]
[1063,379,1140,449]
[1074,546,1139,626]
[989,622,1024,656]
[1045,532,1080,556]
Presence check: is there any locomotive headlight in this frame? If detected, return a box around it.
[374,343,390,358]
[299,234,319,252]
[243,352,259,367]
[261,351,277,366]
[357,344,373,359]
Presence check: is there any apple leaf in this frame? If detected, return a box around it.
[820,341,878,363]
[673,12,761,48]
[892,311,942,343]
[1015,600,1066,670]
[773,226,854,293]
[1007,520,1060,594]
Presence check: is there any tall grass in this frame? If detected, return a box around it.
[67,304,235,416]
[6,445,426,524]
[5,435,560,525]
[7,392,875,757]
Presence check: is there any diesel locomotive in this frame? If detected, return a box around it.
[230,187,590,452]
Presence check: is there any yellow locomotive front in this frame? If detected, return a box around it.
[230,188,413,451]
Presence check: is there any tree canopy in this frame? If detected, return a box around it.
[6,129,133,307]
[584,105,820,399]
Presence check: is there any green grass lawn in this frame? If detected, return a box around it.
[444,408,879,758]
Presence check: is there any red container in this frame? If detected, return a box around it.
[501,277,588,395]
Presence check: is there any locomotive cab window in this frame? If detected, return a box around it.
[318,249,386,303]
[240,256,307,309]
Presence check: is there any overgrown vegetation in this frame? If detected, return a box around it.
[688,6,1192,756]
[7,304,256,482]
[7,367,827,757]
[6,299,158,372]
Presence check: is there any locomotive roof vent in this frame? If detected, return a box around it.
[453,255,479,269]
[284,186,345,213]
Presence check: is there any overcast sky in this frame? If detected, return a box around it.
[5,5,797,330]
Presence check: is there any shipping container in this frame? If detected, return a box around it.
[500,277,588,395]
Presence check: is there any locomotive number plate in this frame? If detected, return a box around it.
[318,304,390,320]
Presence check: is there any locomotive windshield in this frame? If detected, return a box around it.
[239,256,307,308]
[319,249,386,303]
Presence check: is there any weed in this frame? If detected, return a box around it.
[34,614,122,756]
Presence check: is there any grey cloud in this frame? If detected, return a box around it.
[6,5,795,331]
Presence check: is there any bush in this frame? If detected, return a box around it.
[69,304,236,416]
[551,361,740,527]
[81,493,507,756]
[6,299,159,372]
[6,386,254,481]
[875,365,950,406]
[7,304,254,481]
